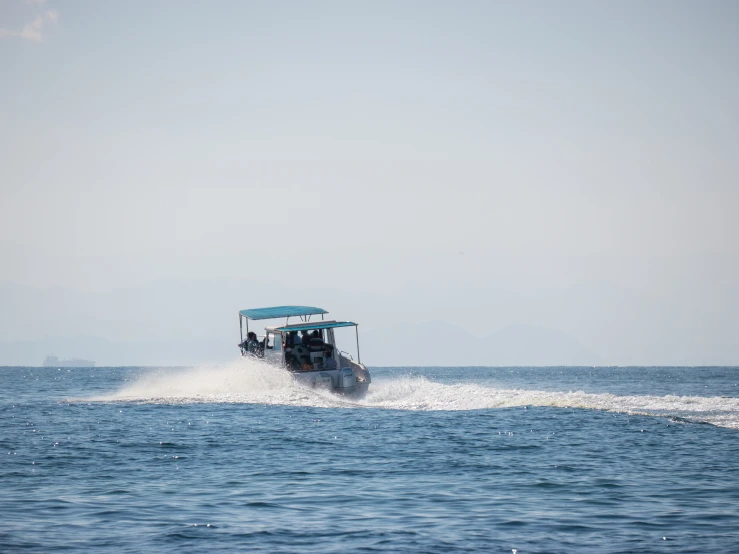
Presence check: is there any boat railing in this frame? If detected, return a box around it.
[339,350,354,361]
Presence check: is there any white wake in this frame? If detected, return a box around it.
[85,359,739,429]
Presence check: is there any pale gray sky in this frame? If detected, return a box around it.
[1,1,738,364]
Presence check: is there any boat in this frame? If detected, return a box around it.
[42,355,96,368]
[237,305,371,397]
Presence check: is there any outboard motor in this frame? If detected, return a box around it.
[338,367,357,395]
[314,372,333,391]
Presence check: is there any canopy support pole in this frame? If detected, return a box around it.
[239,315,243,342]
[355,326,361,364]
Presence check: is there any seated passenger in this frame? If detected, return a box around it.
[246,332,262,356]
[239,334,252,353]
[306,330,325,351]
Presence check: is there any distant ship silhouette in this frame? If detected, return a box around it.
[42,355,95,368]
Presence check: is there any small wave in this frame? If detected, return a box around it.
[82,362,739,429]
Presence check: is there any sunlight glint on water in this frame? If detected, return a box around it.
[2,364,738,552]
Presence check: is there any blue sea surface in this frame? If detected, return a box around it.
[1,363,738,553]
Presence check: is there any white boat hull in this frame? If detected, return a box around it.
[290,364,371,398]
[242,352,371,397]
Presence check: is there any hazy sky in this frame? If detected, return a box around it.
[1,1,738,364]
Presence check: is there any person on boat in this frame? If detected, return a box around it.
[304,330,324,350]
[238,335,249,354]
[242,332,261,356]
[322,346,337,369]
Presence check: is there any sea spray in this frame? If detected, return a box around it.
[86,363,739,429]
[95,357,300,403]
[361,376,739,428]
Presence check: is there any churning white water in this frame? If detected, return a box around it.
[88,359,739,429]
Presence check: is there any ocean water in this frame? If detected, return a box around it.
[1,362,738,553]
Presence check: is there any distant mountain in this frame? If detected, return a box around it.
[0,322,600,367]
[362,321,602,366]
[0,335,234,367]
[2,278,735,366]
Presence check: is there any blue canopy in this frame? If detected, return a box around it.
[274,321,357,332]
[239,305,327,321]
